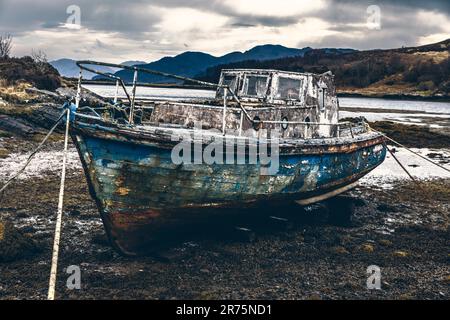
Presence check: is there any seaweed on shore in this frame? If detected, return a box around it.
[0,219,42,263]
[371,121,450,149]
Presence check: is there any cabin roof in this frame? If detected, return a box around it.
[221,68,331,78]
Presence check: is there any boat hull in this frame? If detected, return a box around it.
[71,124,386,255]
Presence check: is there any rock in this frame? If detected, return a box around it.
[67,209,81,217]
[377,203,399,213]
[0,147,9,158]
[56,87,109,108]
[19,226,36,234]
[91,233,110,247]
[333,246,349,254]
[0,114,36,136]
[0,220,42,262]
[398,293,414,300]
[361,243,375,253]
[25,87,63,101]
[198,290,217,300]
[393,250,409,258]
[307,294,322,300]
[379,239,393,247]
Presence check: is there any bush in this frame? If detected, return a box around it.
[0,56,61,91]
[438,80,450,94]
[417,81,435,91]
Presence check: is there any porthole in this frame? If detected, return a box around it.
[281,116,289,131]
[305,117,311,126]
[253,115,262,131]
[305,117,311,128]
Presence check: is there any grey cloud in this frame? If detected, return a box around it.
[309,1,449,49]
[228,15,301,28]
[336,0,450,14]
[0,0,449,60]
[0,0,162,35]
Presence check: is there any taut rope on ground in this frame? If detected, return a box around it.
[368,124,450,174]
[47,108,71,300]
[0,110,66,195]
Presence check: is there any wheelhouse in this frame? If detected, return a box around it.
[216,69,339,138]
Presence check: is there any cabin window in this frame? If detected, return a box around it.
[219,75,238,97]
[319,88,326,111]
[245,76,268,97]
[276,77,302,100]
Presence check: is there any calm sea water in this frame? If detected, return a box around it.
[83,84,450,126]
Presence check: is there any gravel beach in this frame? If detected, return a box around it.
[0,134,449,300]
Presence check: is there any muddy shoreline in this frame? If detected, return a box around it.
[0,98,449,300]
[337,92,450,103]
[0,137,449,300]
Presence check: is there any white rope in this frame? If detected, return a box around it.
[368,125,450,174]
[47,108,71,300]
[0,110,66,195]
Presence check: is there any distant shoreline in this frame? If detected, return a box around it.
[337,92,450,103]
[73,78,214,91]
[75,79,450,103]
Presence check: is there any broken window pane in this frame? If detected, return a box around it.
[246,76,268,97]
[276,77,302,100]
[218,75,238,97]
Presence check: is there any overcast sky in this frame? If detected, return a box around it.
[0,0,449,63]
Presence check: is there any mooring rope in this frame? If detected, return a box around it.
[368,124,450,174]
[385,143,420,185]
[0,110,66,195]
[47,108,71,300]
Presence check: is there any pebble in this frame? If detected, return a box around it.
[379,239,393,247]
[361,243,375,253]
[393,250,409,257]
[333,246,349,254]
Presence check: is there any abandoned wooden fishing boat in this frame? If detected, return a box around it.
[69,61,386,255]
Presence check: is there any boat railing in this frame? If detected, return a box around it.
[74,61,367,137]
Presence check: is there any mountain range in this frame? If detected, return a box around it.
[49,59,146,79]
[98,45,321,83]
[197,39,450,99]
[49,39,449,99]
[51,45,350,81]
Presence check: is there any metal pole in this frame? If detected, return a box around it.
[222,88,228,135]
[129,70,138,124]
[114,80,119,104]
[48,108,71,300]
[239,111,244,137]
[75,70,82,109]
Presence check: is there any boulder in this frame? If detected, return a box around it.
[0,220,42,262]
